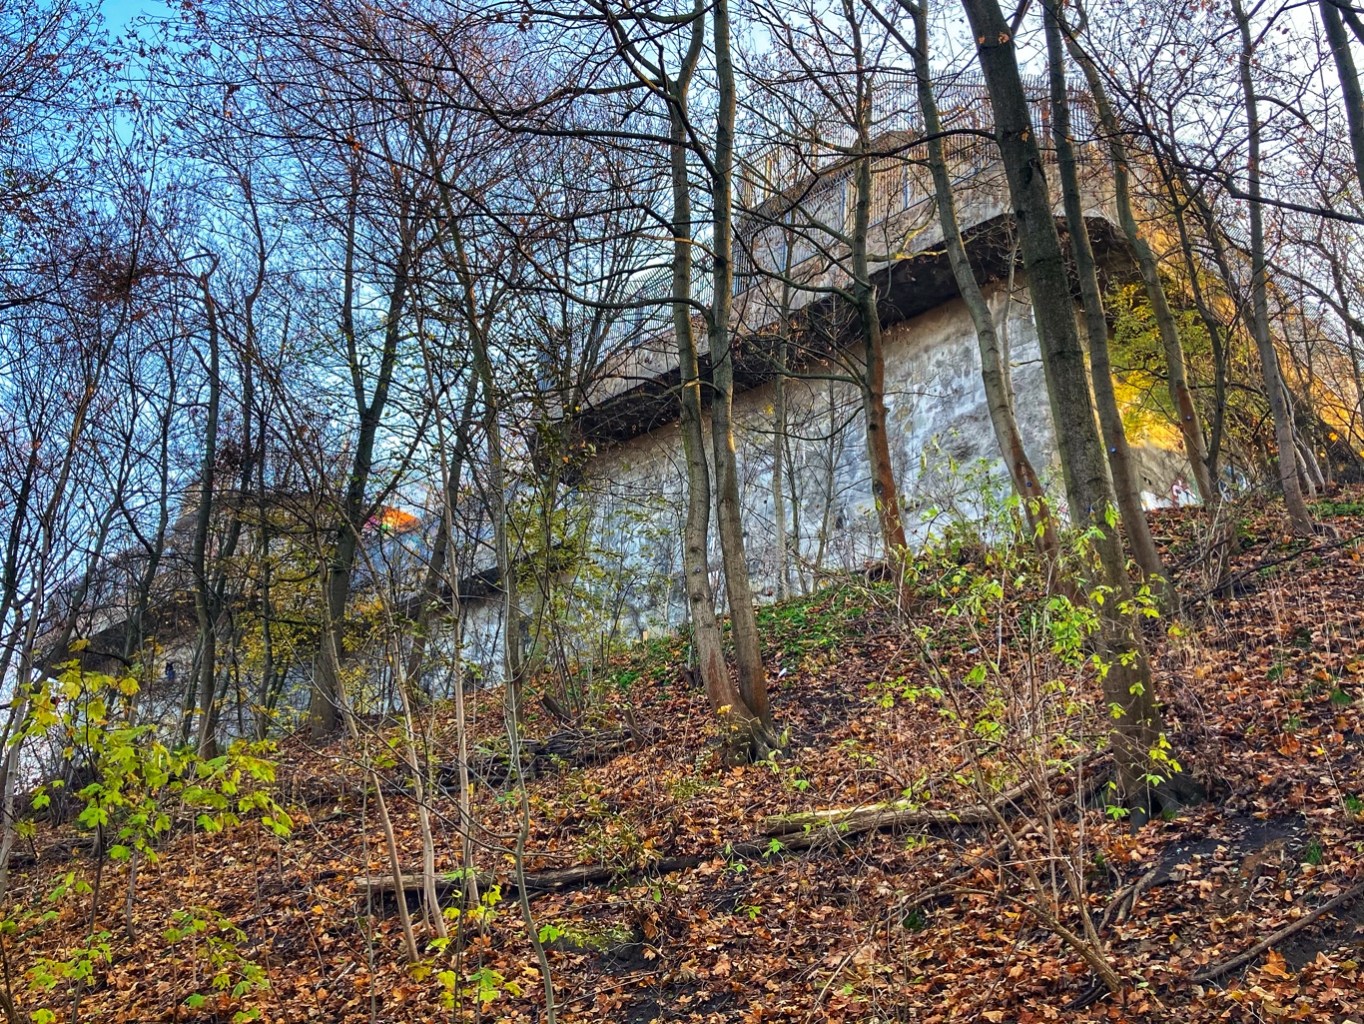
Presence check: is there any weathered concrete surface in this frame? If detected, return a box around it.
[452,282,1190,684]
[584,144,1117,418]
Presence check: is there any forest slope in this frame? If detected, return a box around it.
[6,494,1364,1024]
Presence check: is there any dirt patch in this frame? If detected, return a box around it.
[1279,886,1364,969]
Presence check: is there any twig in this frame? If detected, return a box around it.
[1191,880,1364,984]
[1098,865,1160,933]
[362,756,1112,908]
[1188,531,1359,603]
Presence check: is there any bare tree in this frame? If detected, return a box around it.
[877,0,1060,557]
[958,0,1196,817]
[1231,0,1316,534]
[740,0,916,592]
[1042,0,1168,591]
[1060,0,1216,506]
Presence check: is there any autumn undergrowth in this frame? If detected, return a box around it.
[2,663,292,1024]
[4,492,1364,1023]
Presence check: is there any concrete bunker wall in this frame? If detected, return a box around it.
[458,282,1191,683]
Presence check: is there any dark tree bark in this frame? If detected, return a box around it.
[187,271,224,758]
[1042,2,1169,595]
[599,2,773,755]
[309,170,414,738]
[959,0,1196,817]
[849,108,912,594]
[1231,0,1315,535]
[898,0,1059,558]
[710,0,775,738]
[1321,0,1364,193]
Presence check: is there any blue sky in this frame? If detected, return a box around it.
[100,0,158,34]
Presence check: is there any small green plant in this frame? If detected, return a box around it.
[755,587,871,661]
[1304,839,1325,866]
[438,881,502,932]
[610,668,641,692]
[25,664,293,858]
[420,890,511,1008]
[165,906,270,1011]
[665,774,717,802]
[581,814,649,868]
[761,753,813,795]
[460,965,520,1009]
[837,737,881,769]
[783,765,811,794]
[1311,498,1364,517]
[26,932,113,1004]
[871,672,946,710]
[535,920,636,952]
[16,664,292,1023]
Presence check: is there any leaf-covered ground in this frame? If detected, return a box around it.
[7,493,1364,1023]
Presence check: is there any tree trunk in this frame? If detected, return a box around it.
[466,293,526,709]
[852,172,911,569]
[906,5,1059,558]
[1232,0,1315,535]
[309,178,414,737]
[1043,3,1169,594]
[1322,0,1364,193]
[661,19,769,755]
[711,0,775,740]
[1161,171,1231,483]
[1062,20,1215,504]
[960,0,1195,817]
[191,273,222,758]
[842,16,912,598]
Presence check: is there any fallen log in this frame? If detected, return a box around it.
[358,756,1112,905]
[445,726,644,789]
[359,855,705,901]
[762,755,1109,841]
